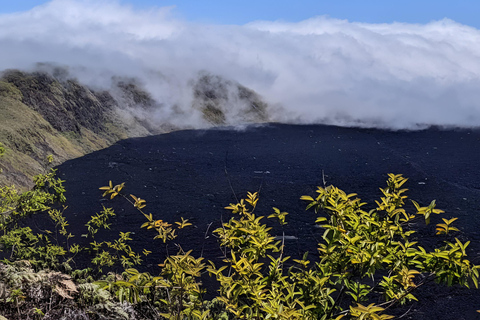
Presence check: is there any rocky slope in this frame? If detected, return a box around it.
[0,68,270,188]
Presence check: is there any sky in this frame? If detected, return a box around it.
[1,0,480,129]
[2,0,480,28]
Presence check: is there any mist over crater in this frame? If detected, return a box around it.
[1,0,480,130]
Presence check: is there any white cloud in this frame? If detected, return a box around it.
[1,0,480,129]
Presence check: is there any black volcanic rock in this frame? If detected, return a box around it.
[56,123,480,320]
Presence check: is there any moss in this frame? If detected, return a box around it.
[238,85,269,121]
[202,103,226,124]
[60,131,77,142]
[116,79,154,108]
[0,81,22,101]
[103,122,129,141]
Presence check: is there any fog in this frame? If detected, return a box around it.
[1,0,480,129]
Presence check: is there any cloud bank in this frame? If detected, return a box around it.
[1,0,480,129]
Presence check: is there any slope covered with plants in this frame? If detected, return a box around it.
[0,69,155,189]
[0,68,270,189]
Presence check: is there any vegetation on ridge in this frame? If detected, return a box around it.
[0,69,150,189]
[0,69,271,189]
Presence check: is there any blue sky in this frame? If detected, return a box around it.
[2,0,480,28]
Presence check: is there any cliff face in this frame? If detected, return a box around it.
[0,69,270,188]
[193,73,269,125]
[0,70,161,188]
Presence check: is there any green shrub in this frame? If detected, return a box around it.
[97,174,478,319]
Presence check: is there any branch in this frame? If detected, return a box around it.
[224,151,238,203]
[200,222,213,258]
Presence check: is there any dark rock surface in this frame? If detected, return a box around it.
[57,123,480,319]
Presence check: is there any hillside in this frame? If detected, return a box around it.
[0,68,269,188]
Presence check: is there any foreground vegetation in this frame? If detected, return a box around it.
[0,147,478,319]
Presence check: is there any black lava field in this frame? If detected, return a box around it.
[56,123,480,319]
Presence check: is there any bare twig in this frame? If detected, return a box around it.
[397,304,415,319]
[224,151,239,203]
[200,222,213,258]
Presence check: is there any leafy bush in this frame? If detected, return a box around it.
[93,174,479,319]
